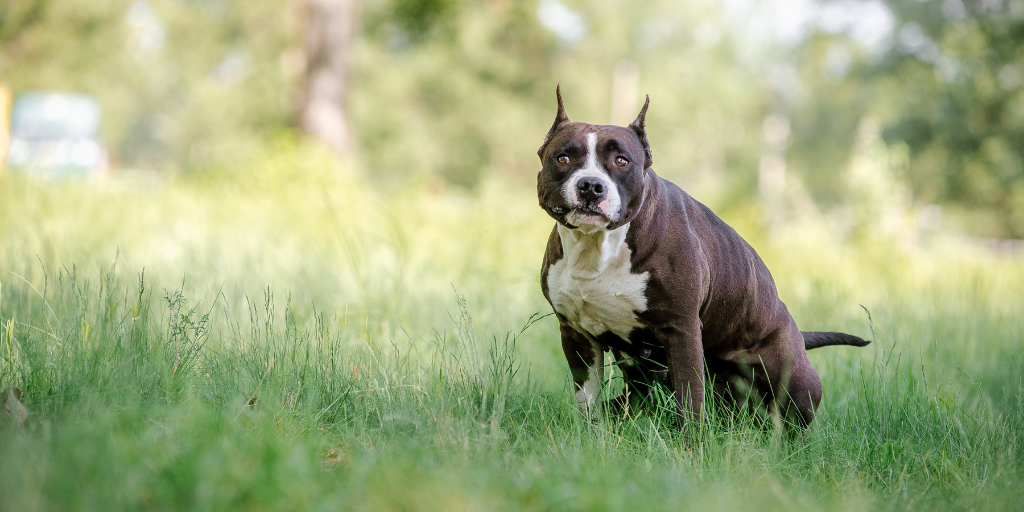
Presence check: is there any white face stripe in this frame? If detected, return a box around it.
[584,131,598,172]
[561,132,623,226]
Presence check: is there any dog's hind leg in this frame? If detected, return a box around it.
[746,324,823,430]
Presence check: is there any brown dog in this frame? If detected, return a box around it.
[537,86,868,430]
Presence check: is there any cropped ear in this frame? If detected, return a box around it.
[629,95,652,169]
[538,84,571,157]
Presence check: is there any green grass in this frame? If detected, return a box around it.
[1,147,1022,511]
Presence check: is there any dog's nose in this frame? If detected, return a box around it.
[576,177,606,204]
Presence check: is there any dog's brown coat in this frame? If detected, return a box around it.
[537,86,868,429]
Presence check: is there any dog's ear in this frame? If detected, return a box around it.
[629,95,652,169]
[538,84,571,157]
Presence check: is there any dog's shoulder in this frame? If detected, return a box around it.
[656,175,713,230]
[652,174,750,257]
[624,174,725,306]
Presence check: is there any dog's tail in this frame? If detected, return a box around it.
[802,331,871,350]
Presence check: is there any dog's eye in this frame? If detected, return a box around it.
[614,156,629,167]
[557,155,570,164]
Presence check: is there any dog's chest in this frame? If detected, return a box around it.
[546,224,649,339]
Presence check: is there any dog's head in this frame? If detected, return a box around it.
[537,85,652,233]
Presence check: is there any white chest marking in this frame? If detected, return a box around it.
[546,223,649,340]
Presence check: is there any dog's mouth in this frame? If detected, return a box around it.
[548,204,605,217]
[547,204,611,229]
[571,206,606,218]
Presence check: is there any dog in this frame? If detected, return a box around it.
[537,85,868,430]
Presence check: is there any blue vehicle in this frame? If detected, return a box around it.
[5,92,110,179]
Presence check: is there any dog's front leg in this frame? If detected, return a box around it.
[658,321,705,432]
[558,318,604,416]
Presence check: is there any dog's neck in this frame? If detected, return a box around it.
[556,223,631,279]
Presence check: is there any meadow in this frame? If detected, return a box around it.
[1,145,1021,511]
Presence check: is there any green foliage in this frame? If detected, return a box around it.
[387,0,461,42]
[791,1,1024,237]
[353,0,772,196]
[355,0,557,188]
[0,0,293,172]
[0,0,774,197]
[5,1,1024,229]
[0,0,48,44]
[877,1,1024,236]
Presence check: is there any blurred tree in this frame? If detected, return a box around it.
[790,0,1024,238]
[353,0,556,188]
[352,0,772,192]
[293,0,358,156]
[388,0,459,42]
[0,0,775,198]
[0,0,48,45]
[876,0,1024,237]
[0,0,295,173]
[289,0,460,159]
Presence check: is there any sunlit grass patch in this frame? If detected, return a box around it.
[1,148,1022,510]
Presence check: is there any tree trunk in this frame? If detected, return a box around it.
[294,0,357,156]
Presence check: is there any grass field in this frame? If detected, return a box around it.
[1,146,1022,511]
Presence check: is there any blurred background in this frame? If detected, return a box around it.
[4,4,1024,508]
[2,0,1024,239]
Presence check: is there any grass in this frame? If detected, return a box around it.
[1,146,1022,511]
